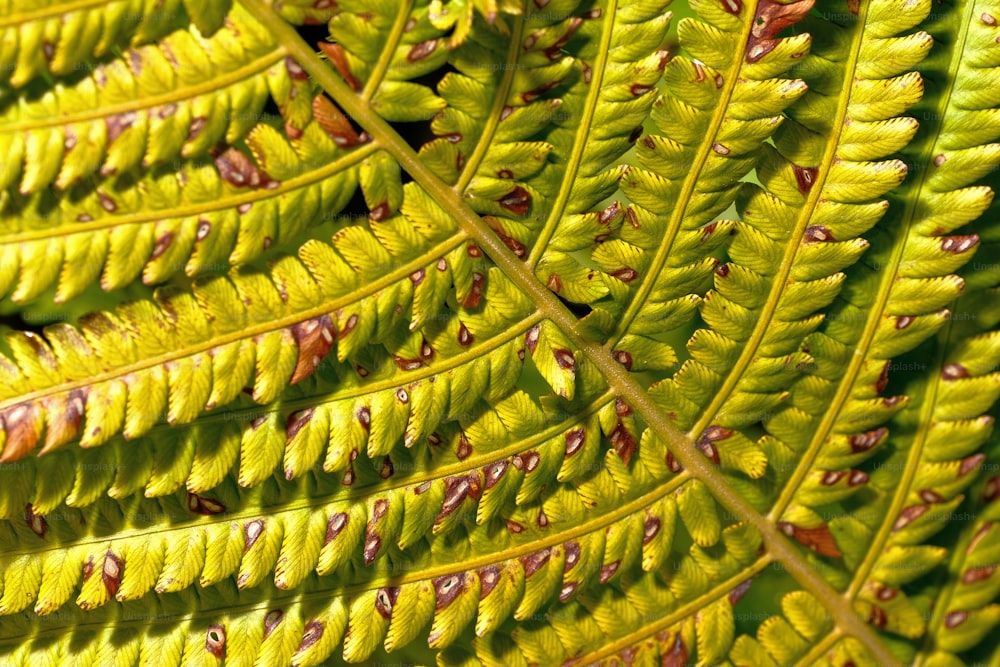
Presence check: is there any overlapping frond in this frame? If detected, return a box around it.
[2,0,1000,664]
[766,0,1000,580]
[0,3,283,197]
[0,0,236,88]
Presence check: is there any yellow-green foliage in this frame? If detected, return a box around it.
[0,0,999,665]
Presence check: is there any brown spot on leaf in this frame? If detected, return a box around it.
[437,476,471,521]
[803,224,834,242]
[187,492,226,515]
[484,459,509,489]
[355,407,370,432]
[379,456,394,479]
[944,610,969,628]
[214,146,274,189]
[559,581,578,601]
[150,231,174,260]
[263,610,283,639]
[25,503,47,538]
[696,426,730,464]
[521,80,560,103]
[868,604,888,628]
[666,450,684,473]
[479,565,500,598]
[724,581,752,609]
[244,520,264,552]
[319,42,361,92]
[434,574,465,609]
[962,564,996,584]
[394,356,423,371]
[876,360,890,394]
[195,219,211,241]
[407,39,438,61]
[463,272,485,308]
[547,273,563,293]
[893,504,928,531]
[850,428,886,452]
[612,266,638,282]
[662,632,689,667]
[325,513,347,545]
[793,164,819,194]
[105,111,137,146]
[960,453,985,476]
[565,428,585,456]
[821,471,846,485]
[553,348,575,370]
[985,476,1000,502]
[286,408,314,442]
[297,620,323,653]
[363,532,381,564]
[103,550,123,598]
[369,202,390,221]
[542,17,582,60]
[375,586,399,618]
[0,402,42,462]
[457,432,473,460]
[206,624,226,658]
[313,95,363,146]
[521,548,551,577]
[969,523,993,552]
[779,521,842,557]
[525,325,541,354]
[942,362,968,380]
[919,489,944,504]
[610,421,636,465]
[941,235,978,253]
[613,350,633,370]
[98,192,117,212]
[499,187,531,215]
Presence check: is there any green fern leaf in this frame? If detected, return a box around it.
[2,0,1000,665]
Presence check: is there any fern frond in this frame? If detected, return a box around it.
[0,0,239,88]
[913,448,1000,665]
[4,0,1000,664]
[0,125,367,303]
[0,3,285,196]
[768,0,1000,578]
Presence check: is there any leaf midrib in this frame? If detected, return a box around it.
[3,377,605,560]
[607,10,748,342]
[526,0,619,267]
[455,14,524,191]
[0,231,465,414]
[0,0,119,28]
[2,465,692,646]
[241,1,901,662]
[361,0,415,101]
[0,52,284,133]
[768,22,947,524]
[0,143,378,244]
[844,0,973,602]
